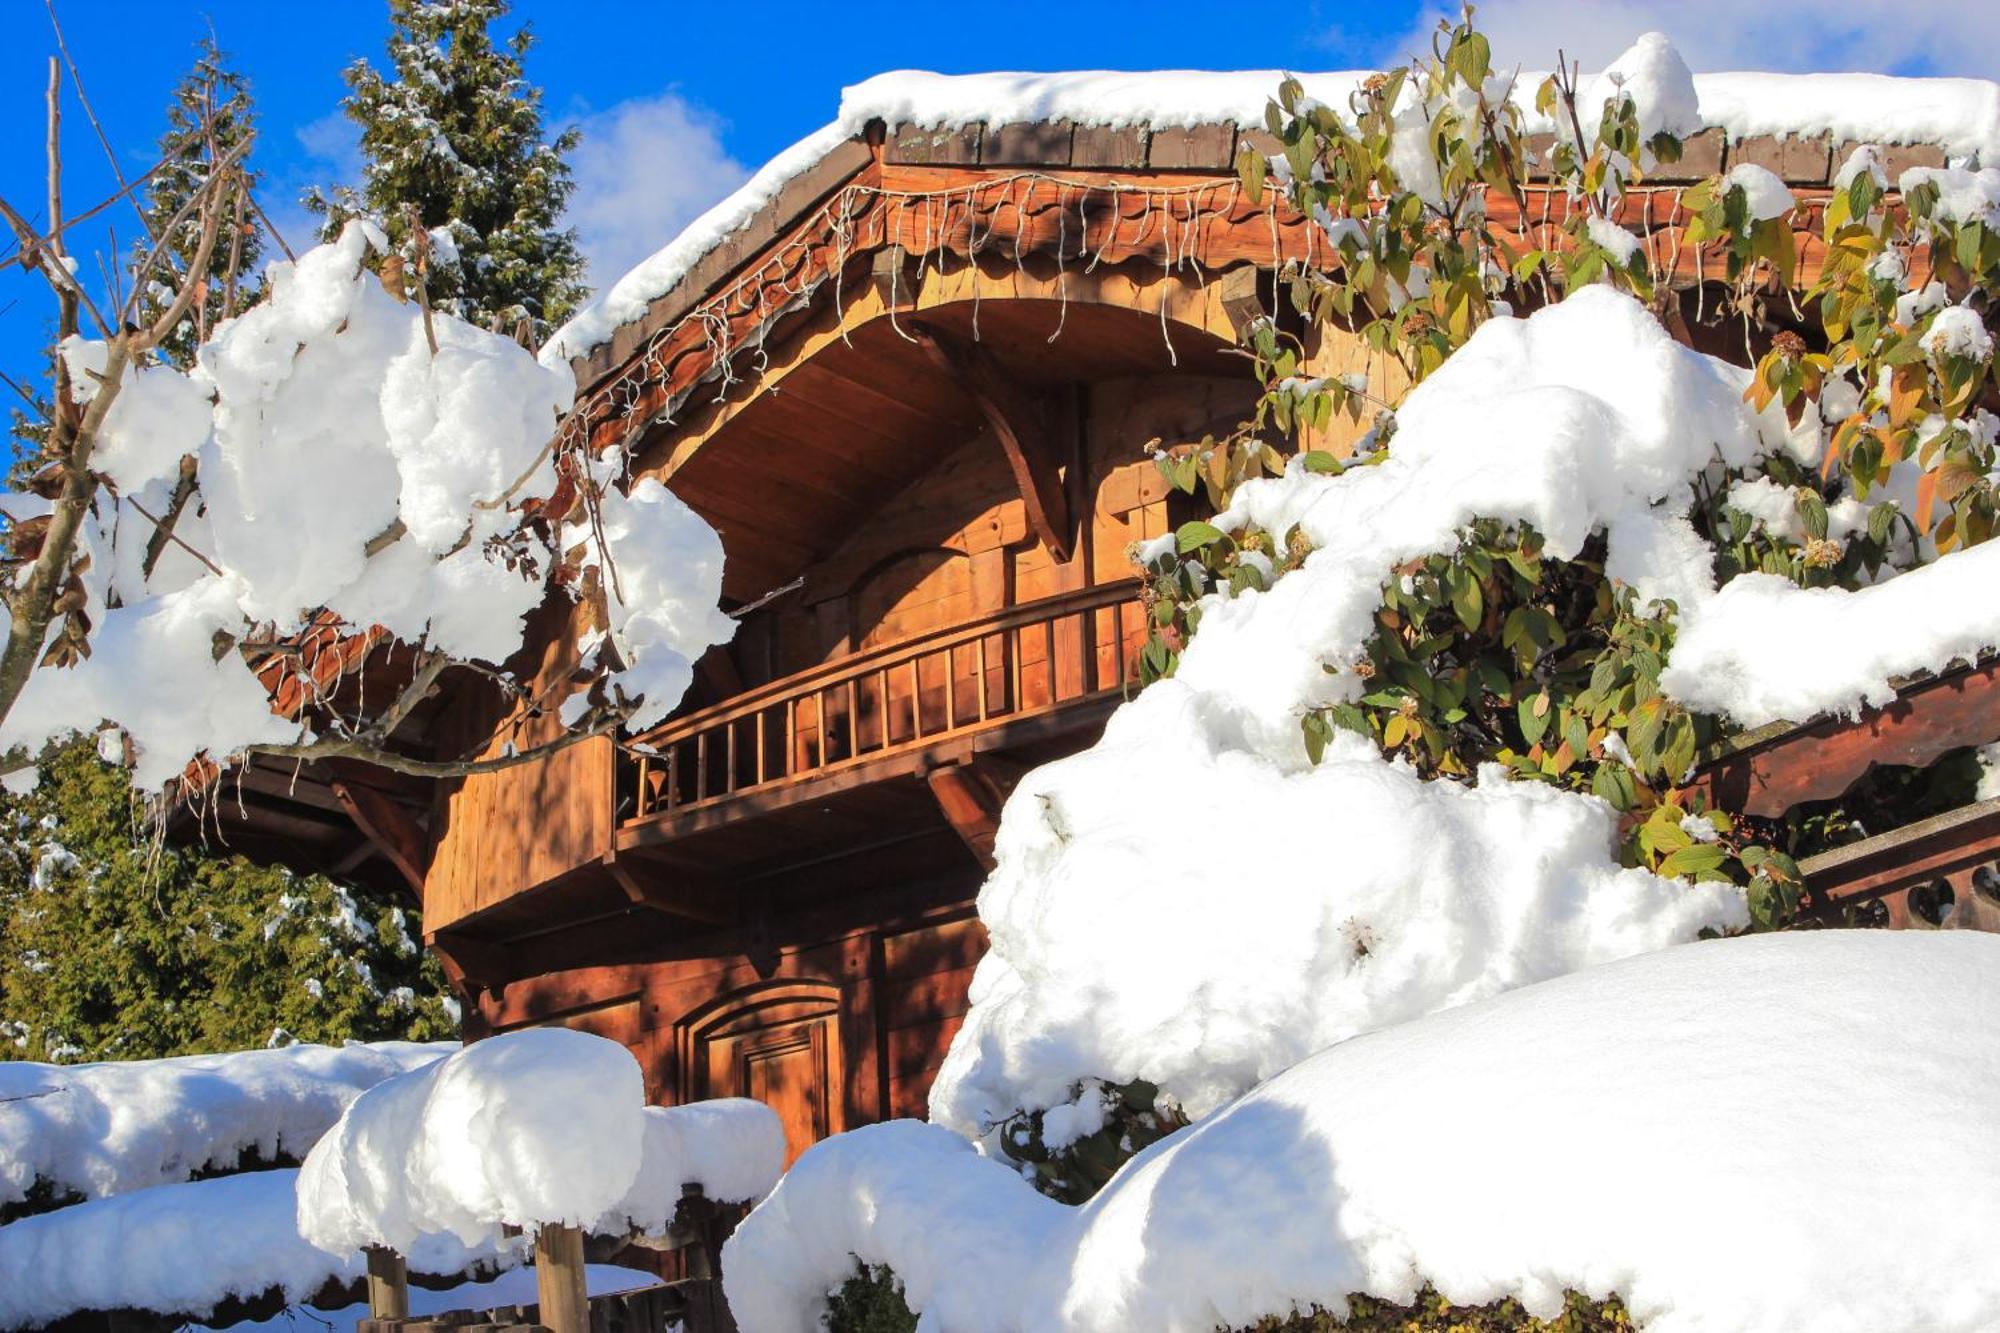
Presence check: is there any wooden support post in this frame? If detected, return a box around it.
[364,1245,409,1321]
[534,1222,589,1333]
[926,758,1026,870]
[330,776,432,901]
[909,320,1078,561]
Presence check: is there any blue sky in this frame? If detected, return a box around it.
[3,0,1995,396]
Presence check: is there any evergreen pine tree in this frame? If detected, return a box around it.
[0,742,457,1063]
[133,36,264,368]
[309,0,587,341]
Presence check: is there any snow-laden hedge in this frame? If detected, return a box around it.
[727,931,2000,1333]
[0,1040,451,1213]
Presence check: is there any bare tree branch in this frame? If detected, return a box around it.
[44,0,153,241]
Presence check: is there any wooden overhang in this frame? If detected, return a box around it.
[169,103,1984,991]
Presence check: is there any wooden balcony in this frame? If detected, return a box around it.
[616,581,1146,851]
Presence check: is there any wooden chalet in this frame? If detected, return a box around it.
[177,99,2000,1168]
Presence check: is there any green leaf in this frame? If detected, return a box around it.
[1175,520,1227,554]
[1658,843,1728,878]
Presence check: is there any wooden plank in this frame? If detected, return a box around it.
[1148,123,1235,170]
[331,774,431,899]
[984,120,1074,165]
[534,1224,589,1333]
[886,122,982,165]
[365,1247,409,1321]
[882,915,986,980]
[1695,659,2000,817]
[1730,132,1832,186]
[1070,124,1148,169]
[606,857,734,927]
[886,963,979,1028]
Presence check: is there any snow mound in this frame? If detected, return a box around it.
[0,1168,498,1331]
[930,286,1772,1136]
[297,1028,646,1253]
[0,1041,452,1209]
[729,930,2000,1333]
[1662,541,2000,727]
[298,1029,784,1254]
[593,1099,790,1234]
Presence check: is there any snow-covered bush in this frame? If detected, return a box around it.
[732,931,2000,1333]
[0,218,731,794]
[0,1039,449,1219]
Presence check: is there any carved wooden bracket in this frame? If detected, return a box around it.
[329,772,431,901]
[926,757,1027,870]
[427,930,515,999]
[606,856,734,926]
[909,321,1079,561]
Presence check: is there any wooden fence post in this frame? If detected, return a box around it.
[534,1223,589,1333]
[365,1245,410,1320]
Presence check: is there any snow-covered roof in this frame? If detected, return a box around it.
[545,62,2000,369]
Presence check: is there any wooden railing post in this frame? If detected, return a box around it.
[364,1245,409,1321]
[534,1222,589,1333]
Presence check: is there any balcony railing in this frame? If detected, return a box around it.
[623,580,1145,824]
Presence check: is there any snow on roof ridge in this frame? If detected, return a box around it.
[544,64,2000,367]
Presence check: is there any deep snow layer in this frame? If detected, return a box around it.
[928,286,1785,1139]
[0,1167,502,1331]
[726,930,2000,1333]
[0,1040,451,1209]
[546,51,2000,362]
[297,1028,783,1255]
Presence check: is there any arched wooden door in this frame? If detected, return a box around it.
[677,981,844,1167]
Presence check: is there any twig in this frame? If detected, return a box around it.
[44,0,152,241]
[0,163,164,276]
[112,488,225,578]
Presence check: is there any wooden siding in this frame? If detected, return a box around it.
[473,906,987,1155]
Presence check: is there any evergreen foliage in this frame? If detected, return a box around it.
[822,1265,919,1333]
[308,0,587,340]
[0,742,455,1063]
[133,36,264,367]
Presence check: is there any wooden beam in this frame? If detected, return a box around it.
[604,856,735,926]
[909,321,1077,561]
[925,758,1026,870]
[330,777,431,900]
[427,930,516,994]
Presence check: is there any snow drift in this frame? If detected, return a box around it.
[0,1040,451,1209]
[728,930,2000,1333]
[297,1028,783,1255]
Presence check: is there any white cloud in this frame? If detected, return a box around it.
[564,92,748,288]
[1378,1,2000,76]
[259,111,363,261]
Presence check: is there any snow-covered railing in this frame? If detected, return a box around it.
[298,1028,785,1333]
[0,1040,452,1218]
